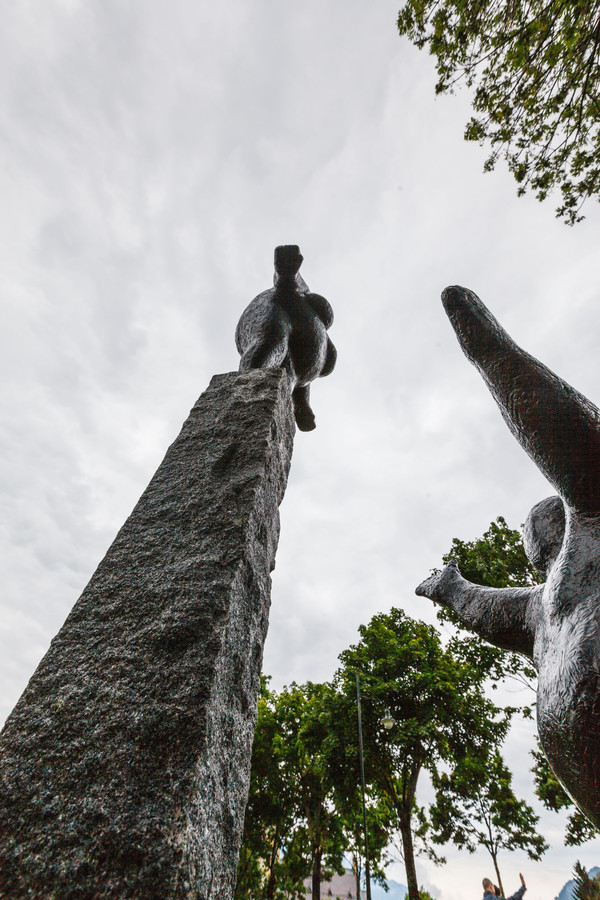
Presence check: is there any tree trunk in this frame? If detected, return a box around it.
[265,865,276,900]
[491,851,504,898]
[393,764,422,900]
[265,831,281,900]
[399,815,420,900]
[306,800,322,900]
[352,854,362,900]
[312,846,322,900]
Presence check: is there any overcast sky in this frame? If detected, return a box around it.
[2,2,600,898]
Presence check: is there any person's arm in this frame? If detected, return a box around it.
[506,874,526,900]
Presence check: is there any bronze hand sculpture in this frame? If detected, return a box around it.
[417,285,600,828]
[235,245,336,431]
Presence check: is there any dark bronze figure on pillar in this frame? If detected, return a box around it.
[235,245,337,431]
[417,285,600,828]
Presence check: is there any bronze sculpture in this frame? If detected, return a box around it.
[417,285,600,828]
[235,245,336,431]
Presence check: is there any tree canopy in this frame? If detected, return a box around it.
[430,747,548,895]
[439,515,538,699]
[573,861,600,900]
[397,0,600,223]
[235,679,347,900]
[235,677,311,900]
[238,514,561,899]
[237,607,540,900]
[235,678,393,900]
[442,516,539,590]
[337,607,520,900]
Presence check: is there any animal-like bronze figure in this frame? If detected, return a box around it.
[417,285,600,828]
[235,245,336,431]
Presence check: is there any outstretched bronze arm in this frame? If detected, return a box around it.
[416,561,541,659]
[442,286,600,515]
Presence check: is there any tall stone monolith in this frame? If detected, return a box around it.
[0,368,295,900]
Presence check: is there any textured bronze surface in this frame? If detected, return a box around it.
[417,286,600,827]
[235,245,336,431]
[0,369,295,899]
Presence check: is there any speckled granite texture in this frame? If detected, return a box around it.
[0,368,295,900]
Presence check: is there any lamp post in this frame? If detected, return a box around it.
[355,681,396,900]
[355,673,372,900]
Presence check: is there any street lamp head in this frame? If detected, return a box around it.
[382,708,394,730]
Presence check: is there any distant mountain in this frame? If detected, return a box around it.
[555,866,600,900]
[369,879,407,900]
[302,868,407,899]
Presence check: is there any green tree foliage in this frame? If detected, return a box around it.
[397,0,600,223]
[440,516,539,697]
[305,684,394,900]
[337,608,514,900]
[429,748,548,895]
[339,800,393,900]
[531,740,599,846]
[235,677,310,899]
[443,516,539,589]
[235,680,355,900]
[239,579,542,898]
[286,682,347,900]
[573,862,600,900]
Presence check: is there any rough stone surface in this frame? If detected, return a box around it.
[235,244,336,432]
[416,285,600,828]
[0,368,295,900]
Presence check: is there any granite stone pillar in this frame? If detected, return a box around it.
[0,368,295,900]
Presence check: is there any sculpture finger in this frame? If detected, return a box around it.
[442,285,600,515]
